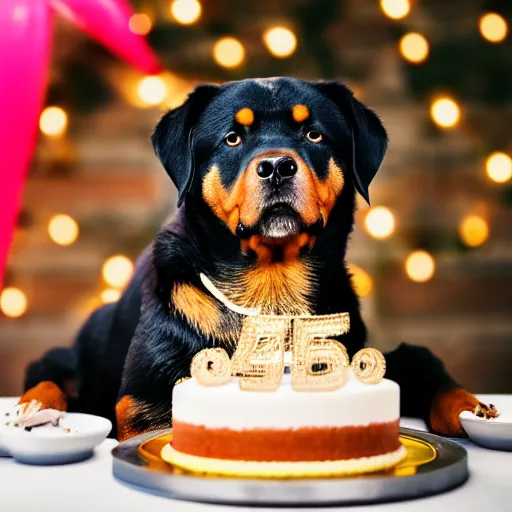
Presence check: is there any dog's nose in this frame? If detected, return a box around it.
[256,156,297,181]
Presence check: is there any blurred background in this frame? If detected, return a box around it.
[1,0,511,397]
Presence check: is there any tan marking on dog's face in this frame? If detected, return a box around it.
[240,233,312,263]
[203,165,263,234]
[293,157,345,226]
[291,104,310,123]
[235,107,255,126]
[203,158,344,259]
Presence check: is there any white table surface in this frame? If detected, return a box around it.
[1,395,511,512]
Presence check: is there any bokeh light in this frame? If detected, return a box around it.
[430,97,460,129]
[136,76,168,106]
[48,214,79,246]
[101,288,122,304]
[364,207,396,239]
[348,264,374,297]
[170,0,201,25]
[405,250,435,283]
[486,152,512,183]
[39,106,68,137]
[263,26,297,58]
[129,13,152,35]
[479,13,508,43]
[380,0,410,20]
[102,255,134,289]
[213,37,245,68]
[0,288,28,318]
[399,33,429,63]
[459,215,489,248]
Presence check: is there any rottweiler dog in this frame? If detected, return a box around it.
[23,78,497,440]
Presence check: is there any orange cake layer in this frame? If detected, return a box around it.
[172,419,401,461]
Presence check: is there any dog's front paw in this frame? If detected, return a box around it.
[430,387,484,437]
[18,381,67,411]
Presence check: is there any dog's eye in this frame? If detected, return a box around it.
[225,132,242,147]
[306,130,323,143]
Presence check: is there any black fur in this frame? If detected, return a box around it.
[26,78,458,439]
[152,85,219,206]
[315,81,388,204]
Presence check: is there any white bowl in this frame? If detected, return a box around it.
[1,413,112,465]
[0,398,19,457]
[460,408,512,451]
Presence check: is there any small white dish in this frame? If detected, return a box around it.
[460,406,512,451]
[0,398,19,457]
[1,412,112,465]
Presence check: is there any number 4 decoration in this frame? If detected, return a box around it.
[231,315,290,391]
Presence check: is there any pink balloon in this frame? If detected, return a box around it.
[0,0,161,286]
[0,0,53,287]
[48,0,162,74]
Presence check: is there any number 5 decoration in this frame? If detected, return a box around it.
[292,314,351,391]
[190,313,386,392]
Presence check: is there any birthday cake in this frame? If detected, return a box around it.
[162,348,406,477]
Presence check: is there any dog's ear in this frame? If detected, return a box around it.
[315,81,387,205]
[151,84,219,206]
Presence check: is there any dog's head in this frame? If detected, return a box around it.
[152,78,387,260]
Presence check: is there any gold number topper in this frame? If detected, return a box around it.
[292,314,350,391]
[190,348,232,386]
[351,348,386,384]
[230,315,289,391]
[188,314,387,390]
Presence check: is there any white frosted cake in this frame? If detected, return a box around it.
[162,370,406,477]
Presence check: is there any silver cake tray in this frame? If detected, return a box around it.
[112,427,468,506]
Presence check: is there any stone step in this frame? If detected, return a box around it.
[1,275,102,316]
[22,172,168,212]
[0,315,83,396]
[375,270,512,316]
[371,319,512,394]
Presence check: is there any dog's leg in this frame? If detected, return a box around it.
[114,295,197,441]
[384,343,497,437]
[19,347,78,412]
[18,381,68,411]
[115,395,172,441]
[429,387,498,437]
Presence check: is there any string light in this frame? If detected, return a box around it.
[380,0,410,20]
[430,97,460,129]
[364,206,396,239]
[213,37,245,68]
[129,13,152,35]
[479,13,508,43]
[0,288,27,318]
[459,215,489,248]
[102,255,134,289]
[399,33,429,63]
[48,214,79,246]
[136,76,168,106]
[39,106,68,137]
[263,26,297,58]
[405,250,435,283]
[486,152,512,183]
[170,0,201,25]
[101,288,122,304]
[348,264,373,297]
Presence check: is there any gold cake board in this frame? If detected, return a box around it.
[160,441,409,478]
[112,427,468,506]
